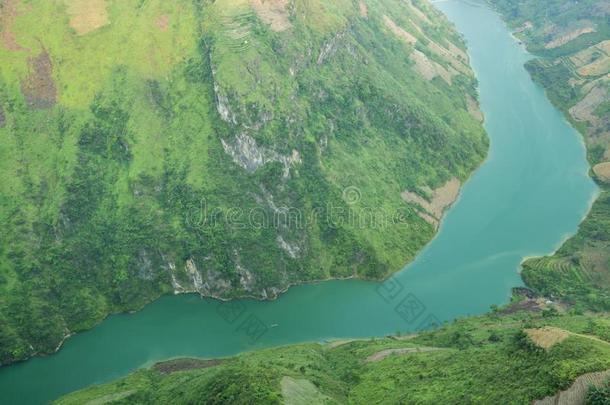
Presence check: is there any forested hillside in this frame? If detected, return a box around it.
[0,0,487,365]
[490,0,610,312]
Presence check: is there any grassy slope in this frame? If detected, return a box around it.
[489,0,610,312]
[54,310,610,404]
[0,0,487,365]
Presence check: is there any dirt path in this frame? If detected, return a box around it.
[365,347,446,362]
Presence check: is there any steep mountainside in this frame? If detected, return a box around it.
[0,0,487,364]
[55,310,610,404]
[490,0,610,312]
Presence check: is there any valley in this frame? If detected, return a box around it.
[1,0,609,403]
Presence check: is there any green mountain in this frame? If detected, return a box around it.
[0,0,487,365]
[489,0,610,312]
[54,309,610,404]
[53,2,610,404]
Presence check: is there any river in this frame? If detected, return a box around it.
[0,1,598,403]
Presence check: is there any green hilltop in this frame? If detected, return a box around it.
[0,0,487,365]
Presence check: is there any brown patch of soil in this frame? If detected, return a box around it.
[466,94,484,122]
[409,49,453,84]
[407,0,431,24]
[384,15,417,45]
[409,49,457,85]
[65,0,109,35]
[535,369,610,405]
[402,178,461,228]
[514,21,533,34]
[156,14,169,31]
[525,327,570,350]
[250,0,291,32]
[358,1,368,18]
[545,27,596,49]
[0,0,27,51]
[500,298,542,315]
[579,55,610,77]
[152,358,223,374]
[407,19,470,77]
[21,50,57,109]
[593,162,610,183]
[427,40,470,76]
[569,85,608,125]
[571,40,610,67]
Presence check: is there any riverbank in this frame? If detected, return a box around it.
[53,308,610,404]
[487,0,610,312]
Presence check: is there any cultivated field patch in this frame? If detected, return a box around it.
[250,0,291,32]
[593,162,610,183]
[545,26,596,49]
[525,327,570,350]
[65,0,109,35]
[402,178,461,228]
[570,85,608,124]
[384,15,416,45]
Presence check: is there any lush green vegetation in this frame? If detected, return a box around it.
[489,0,610,312]
[54,309,610,404]
[523,189,610,311]
[491,0,610,58]
[0,0,487,365]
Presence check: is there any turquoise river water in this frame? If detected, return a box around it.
[0,1,599,403]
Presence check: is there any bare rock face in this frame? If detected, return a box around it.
[276,235,300,259]
[136,249,155,281]
[221,133,301,178]
[213,81,236,124]
[185,258,204,291]
[317,31,347,65]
